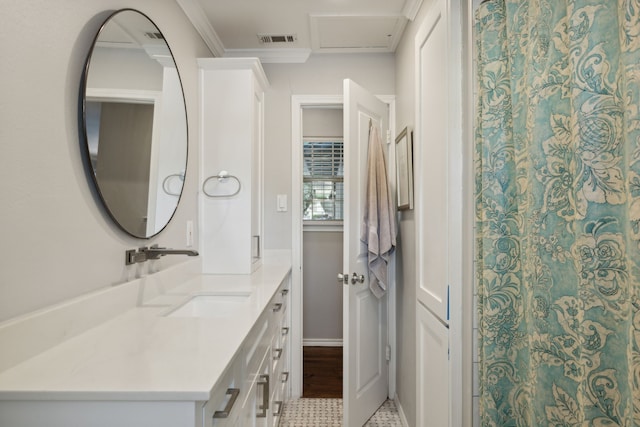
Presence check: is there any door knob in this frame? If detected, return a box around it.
[337,273,349,284]
[351,273,365,284]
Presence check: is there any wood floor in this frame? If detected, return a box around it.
[302,346,342,398]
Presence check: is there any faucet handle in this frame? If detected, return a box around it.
[142,245,163,260]
[125,249,147,265]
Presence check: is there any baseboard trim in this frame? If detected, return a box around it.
[395,396,410,427]
[303,339,343,347]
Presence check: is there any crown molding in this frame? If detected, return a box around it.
[224,48,312,64]
[196,57,270,89]
[175,0,225,57]
[403,0,425,21]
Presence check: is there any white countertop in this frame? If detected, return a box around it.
[0,260,291,402]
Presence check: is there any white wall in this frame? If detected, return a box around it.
[393,1,437,425]
[302,231,343,341]
[302,107,343,138]
[0,0,211,323]
[301,107,344,342]
[261,54,395,250]
[394,1,476,425]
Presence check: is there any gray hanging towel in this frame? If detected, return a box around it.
[360,121,397,298]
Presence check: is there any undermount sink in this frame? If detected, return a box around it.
[166,293,252,319]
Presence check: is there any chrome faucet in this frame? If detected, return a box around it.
[125,244,199,265]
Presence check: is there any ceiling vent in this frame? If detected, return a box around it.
[145,32,164,40]
[257,34,297,44]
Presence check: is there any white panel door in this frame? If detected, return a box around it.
[417,301,450,427]
[415,0,450,323]
[342,79,389,427]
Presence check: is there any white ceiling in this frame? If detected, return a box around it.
[176,0,424,63]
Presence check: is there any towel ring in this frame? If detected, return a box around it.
[202,171,242,198]
[162,173,184,196]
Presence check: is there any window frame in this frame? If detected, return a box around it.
[302,137,344,225]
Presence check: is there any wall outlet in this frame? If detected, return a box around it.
[186,220,194,247]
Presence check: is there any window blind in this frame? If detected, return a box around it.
[303,139,344,221]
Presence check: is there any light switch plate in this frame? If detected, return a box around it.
[277,194,287,212]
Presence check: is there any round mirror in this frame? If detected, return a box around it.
[81,9,188,238]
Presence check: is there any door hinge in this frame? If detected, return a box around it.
[386,129,391,145]
[385,345,391,362]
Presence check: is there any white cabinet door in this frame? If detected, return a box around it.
[251,88,264,265]
[415,0,455,324]
[199,58,268,275]
[417,302,449,427]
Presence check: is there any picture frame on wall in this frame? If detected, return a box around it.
[395,127,414,210]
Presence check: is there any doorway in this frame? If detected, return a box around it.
[291,89,397,426]
[300,106,345,398]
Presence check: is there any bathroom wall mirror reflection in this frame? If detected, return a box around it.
[81,9,188,238]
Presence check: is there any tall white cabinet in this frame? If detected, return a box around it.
[199,58,267,274]
[414,0,463,425]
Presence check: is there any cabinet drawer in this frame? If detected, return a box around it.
[270,295,286,323]
[269,283,289,352]
[269,344,289,427]
[270,281,289,318]
[239,349,271,426]
[244,318,270,374]
[202,359,243,427]
[272,373,289,426]
[278,349,290,394]
[271,319,288,360]
[279,313,289,353]
[269,380,284,427]
[270,334,283,381]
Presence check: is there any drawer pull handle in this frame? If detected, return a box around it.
[273,400,284,416]
[272,303,283,312]
[212,388,240,419]
[281,289,289,296]
[273,348,283,360]
[282,327,289,336]
[257,374,269,418]
[281,371,289,383]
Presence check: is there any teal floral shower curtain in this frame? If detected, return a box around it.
[475,0,640,425]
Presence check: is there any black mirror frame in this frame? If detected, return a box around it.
[79,8,189,239]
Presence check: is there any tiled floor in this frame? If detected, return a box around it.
[280,398,403,426]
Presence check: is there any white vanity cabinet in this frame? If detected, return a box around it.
[205,274,291,427]
[199,57,268,275]
[0,261,292,427]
